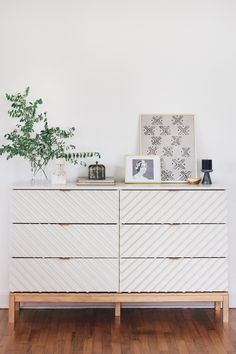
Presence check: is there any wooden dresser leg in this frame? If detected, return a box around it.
[223,294,229,323]
[15,302,20,312]
[9,294,16,324]
[214,301,221,313]
[115,302,121,317]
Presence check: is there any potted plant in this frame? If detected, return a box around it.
[0,87,100,181]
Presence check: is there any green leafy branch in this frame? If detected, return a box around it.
[0,87,100,178]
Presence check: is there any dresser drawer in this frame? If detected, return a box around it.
[120,190,227,224]
[10,258,118,292]
[120,258,228,292]
[121,224,227,257]
[11,224,118,258]
[11,190,118,223]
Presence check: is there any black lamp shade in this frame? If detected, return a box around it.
[202,159,212,171]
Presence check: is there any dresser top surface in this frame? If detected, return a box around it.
[13,182,225,191]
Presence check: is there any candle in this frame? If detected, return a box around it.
[202,159,212,170]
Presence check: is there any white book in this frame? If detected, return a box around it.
[76,177,115,185]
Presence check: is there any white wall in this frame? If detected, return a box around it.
[0,0,235,307]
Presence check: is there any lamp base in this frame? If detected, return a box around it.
[201,169,213,185]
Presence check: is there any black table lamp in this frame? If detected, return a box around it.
[201,159,213,184]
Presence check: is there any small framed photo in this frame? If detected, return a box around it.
[125,155,161,183]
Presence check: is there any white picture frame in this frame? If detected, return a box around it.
[140,113,197,183]
[125,155,161,184]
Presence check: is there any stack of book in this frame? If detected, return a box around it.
[76,177,115,186]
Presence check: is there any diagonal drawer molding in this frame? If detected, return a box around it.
[10,258,119,292]
[11,190,119,223]
[11,224,119,258]
[120,190,227,224]
[121,224,227,257]
[120,258,228,292]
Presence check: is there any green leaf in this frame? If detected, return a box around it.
[1,87,100,170]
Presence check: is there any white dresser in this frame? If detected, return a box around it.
[9,183,229,323]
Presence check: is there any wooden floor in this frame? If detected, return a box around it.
[0,308,236,354]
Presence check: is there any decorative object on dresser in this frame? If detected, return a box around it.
[0,87,100,182]
[9,183,229,324]
[125,155,161,183]
[201,159,213,184]
[88,161,106,180]
[187,177,201,184]
[140,114,197,182]
[77,177,115,186]
[51,158,67,185]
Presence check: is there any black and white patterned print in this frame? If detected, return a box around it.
[162,147,173,157]
[151,136,162,146]
[144,125,155,135]
[178,125,190,135]
[161,170,174,181]
[171,136,182,146]
[179,170,192,180]
[147,146,158,155]
[172,158,186,170]
[181,147,191,157]
[160,126,171,135]
[151,116,163,125]
[172,115,184,125]
[140,114,196,181]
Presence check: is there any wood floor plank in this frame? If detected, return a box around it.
[0,308,235,354]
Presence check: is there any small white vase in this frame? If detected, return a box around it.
[51,158,67,185]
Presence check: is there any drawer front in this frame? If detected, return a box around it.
[11,224,118,258]
[120,190,227,224]
[11,190,118,223]
[120,258,228,292]
[10,258,118,292]
[121,224,228,257]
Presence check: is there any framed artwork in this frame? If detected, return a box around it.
[125,155,161,183]
[140,114,197,182]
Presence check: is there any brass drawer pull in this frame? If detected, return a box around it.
[59,257,71,260]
